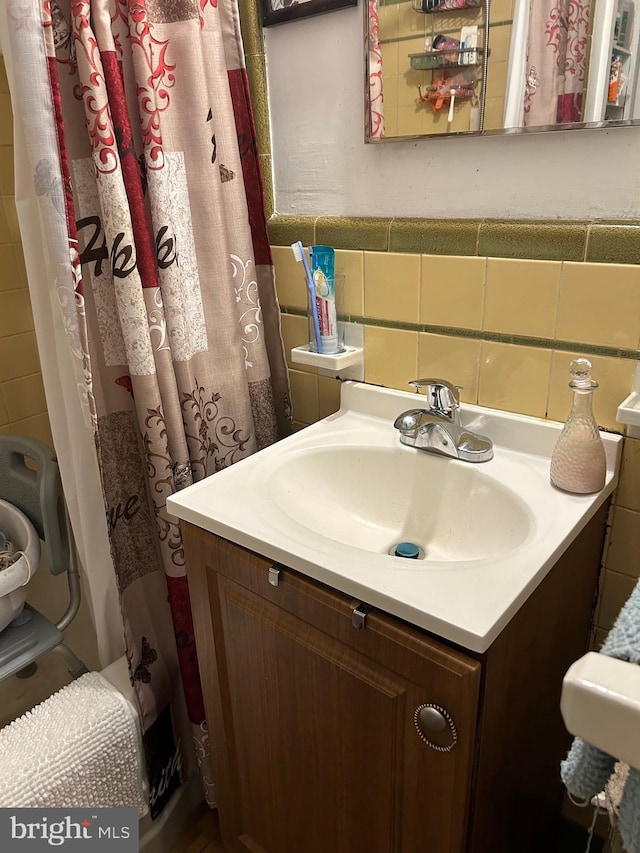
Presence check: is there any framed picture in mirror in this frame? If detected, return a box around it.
[263,0,357,27]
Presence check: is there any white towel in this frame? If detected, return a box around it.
[0,671,148,813]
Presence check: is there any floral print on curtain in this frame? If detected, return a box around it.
[523,0,591,126]
[13,0,290,815]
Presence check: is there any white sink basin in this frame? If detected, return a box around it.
[270,446,532,562]
[168,382,622,652]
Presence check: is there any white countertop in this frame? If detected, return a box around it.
[168,382,622,653]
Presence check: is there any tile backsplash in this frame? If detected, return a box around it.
[270,218,640,641]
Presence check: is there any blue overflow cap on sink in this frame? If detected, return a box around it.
[395,542,420,559]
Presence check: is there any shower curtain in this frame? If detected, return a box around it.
[524,0,591,126]
[367,0,385,139]
[0,0,290,816]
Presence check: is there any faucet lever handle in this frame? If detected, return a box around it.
[408,379,461,422]
[409,378,460,399]
[393,409,427,432]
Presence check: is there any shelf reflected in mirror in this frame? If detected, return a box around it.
[365,0,640,141]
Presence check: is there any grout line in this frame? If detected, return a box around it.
[0,327,35,340]
[280,306,640,360]
[479,255,488,334]
[545,347,557,420]
[553,261,563,342]
[3,410,49,424]
[0,369,44,385]
[583,224,591,263]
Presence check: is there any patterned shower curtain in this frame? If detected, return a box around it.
[3,0,290,816]
[367,0,385,139]
[524,0,591,126]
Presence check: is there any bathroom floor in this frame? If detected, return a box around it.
[170,804,224,853]
[169,807,607,853]
[533,818,605,852]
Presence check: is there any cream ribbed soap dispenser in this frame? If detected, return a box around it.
[550,358,606,494]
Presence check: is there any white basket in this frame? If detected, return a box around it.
[0,498,41,632]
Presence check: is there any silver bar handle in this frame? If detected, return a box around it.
[352,603,372,629]
[268,566,281,586]
[408,379,461,423]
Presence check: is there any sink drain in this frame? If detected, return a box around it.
[389,541,425,560]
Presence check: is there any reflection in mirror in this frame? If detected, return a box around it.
[365,0,640,141]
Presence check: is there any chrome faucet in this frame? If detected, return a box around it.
[393,379,493,463]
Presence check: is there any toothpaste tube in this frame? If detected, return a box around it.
[309,245,339,354]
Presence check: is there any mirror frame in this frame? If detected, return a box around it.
[364,0,640,143]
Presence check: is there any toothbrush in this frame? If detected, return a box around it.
[291,241,323,353]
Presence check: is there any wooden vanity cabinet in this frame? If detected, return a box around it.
[183,503,608,853]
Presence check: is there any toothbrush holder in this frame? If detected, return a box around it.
[306,274,346,355]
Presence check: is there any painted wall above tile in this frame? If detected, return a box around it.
[260,0,640,220]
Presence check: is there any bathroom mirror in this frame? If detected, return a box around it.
[366,0,640,141]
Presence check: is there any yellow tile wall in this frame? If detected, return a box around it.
[273,245,639,638]
[0,59,52,448]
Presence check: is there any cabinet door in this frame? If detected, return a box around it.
[185,526,481,853]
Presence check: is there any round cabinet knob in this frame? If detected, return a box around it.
[413,703,458,752]
[418,705,447,732]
